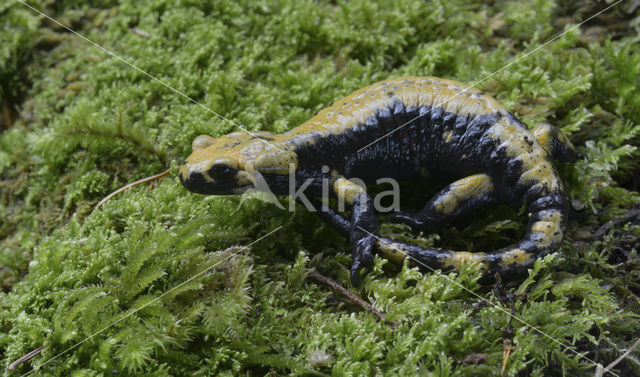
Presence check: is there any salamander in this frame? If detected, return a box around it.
[179,76,576,285]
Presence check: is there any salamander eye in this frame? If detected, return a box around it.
[208,164,236,181]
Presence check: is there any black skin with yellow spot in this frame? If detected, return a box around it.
[180,76,576,285]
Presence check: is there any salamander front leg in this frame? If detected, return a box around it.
[302,197,350,237]
[392,173,497,232]
[333,177,378,286]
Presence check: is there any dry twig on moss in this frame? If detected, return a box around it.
[8,346,45,371]
[96,169,170,208]
[594,203,640,240]
[307,270,396,326]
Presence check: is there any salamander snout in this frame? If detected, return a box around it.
[179,160,253,195]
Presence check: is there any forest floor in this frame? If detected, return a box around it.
[1,1,639,376]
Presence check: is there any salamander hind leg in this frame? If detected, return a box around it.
[532,123,577,162]
[391,174,498,232]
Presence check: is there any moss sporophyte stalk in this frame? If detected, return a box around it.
[1,0,640,376]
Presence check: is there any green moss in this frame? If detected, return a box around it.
[1,0,640,376]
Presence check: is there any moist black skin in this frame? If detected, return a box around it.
[180,76,576,286]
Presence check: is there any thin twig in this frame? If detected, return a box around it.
[8,346,45,370]
[594,203,640,240]
[96,169,170,208]
[602,338,640,375]
[307,270,396,326]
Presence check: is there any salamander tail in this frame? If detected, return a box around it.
[377,191,567,282]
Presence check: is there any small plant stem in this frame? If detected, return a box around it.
[8,346,45,370]
[594,203,640,239]
[307,270,396,326]
[601,338,640,375]
[96,169,170,208]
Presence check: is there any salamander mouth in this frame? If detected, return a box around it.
[179,171,253,195]
[230,184,253,194]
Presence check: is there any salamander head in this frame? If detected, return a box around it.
[179,131,297,195]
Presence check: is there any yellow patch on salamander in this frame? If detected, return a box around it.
[376,241,407,264]
[333,177,366,205]
[434,174,493,214]
[529,209,563,247]
[282,76,509,150]
[533,123,576,157]
[500,248,533,265]
[532,124,553,154]
[443,251,489,270]
[485,117,559,192]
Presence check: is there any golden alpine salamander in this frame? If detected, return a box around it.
[179,76,576,285]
